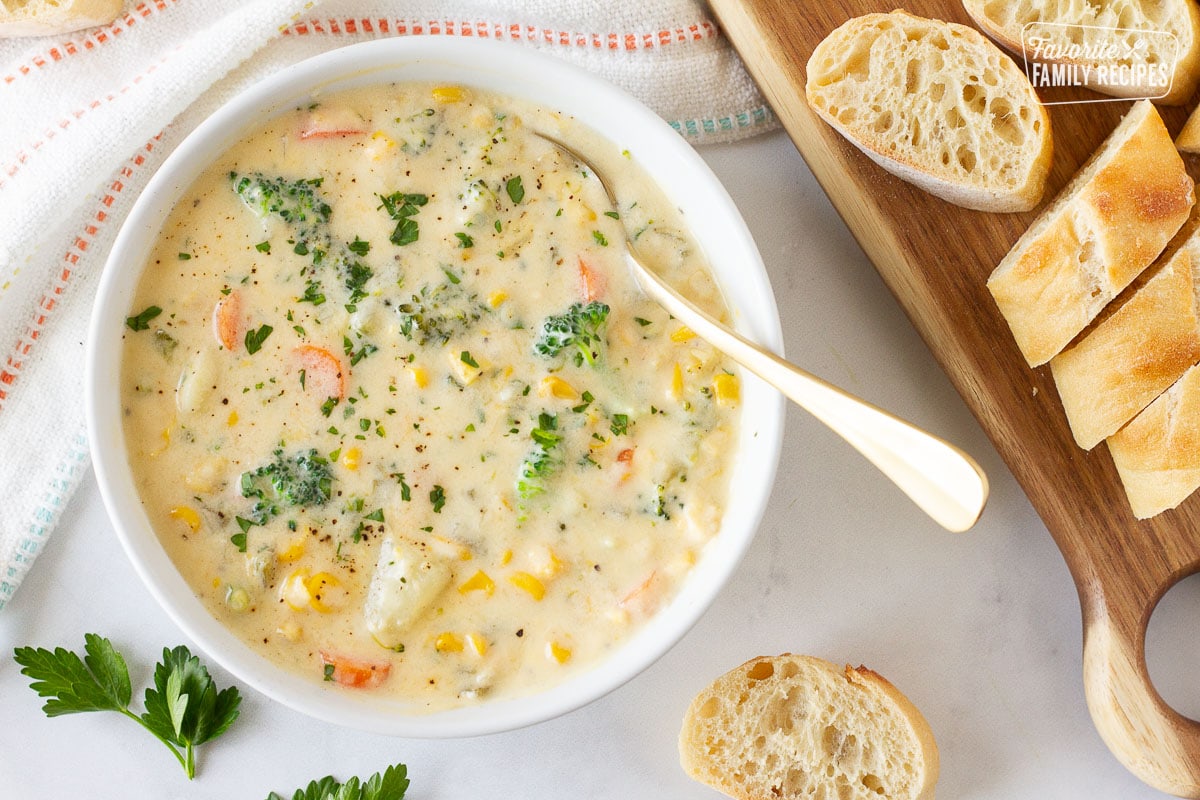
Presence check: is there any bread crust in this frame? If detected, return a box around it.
[679,653,938,800]
[987,99,1194,366]
[0,0,122,37]
[805,10,1051,213]
[963,0,1200,105]
[1109,364,1200,518]
[1050,222,1200,450]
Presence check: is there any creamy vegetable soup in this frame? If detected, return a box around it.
[120,82,740,709]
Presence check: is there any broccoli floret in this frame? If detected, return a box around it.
[534,301,610,367]
[231,173,331,232]
[240,448,333,524]
[395,277,488,346]
[516,413,562,507]
[231,172,373,303]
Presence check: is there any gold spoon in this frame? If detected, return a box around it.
[536,132,989,532]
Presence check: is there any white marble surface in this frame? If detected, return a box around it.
[3,128,1198,799]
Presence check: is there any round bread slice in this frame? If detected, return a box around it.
[805,10,1051,212]
[679,654,938,800]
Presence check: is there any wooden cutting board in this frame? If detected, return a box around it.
[707,0,1200,795]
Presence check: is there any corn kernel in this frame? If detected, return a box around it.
[547,641,572,664]
[277,621,303,642]
[432,85,465,103]
[670,363,684,399]
[509,571,546,601]
[670,325,697,343]
[408,365,430,389]
[340,447,361,471]
[458,569,496,596]
[281,569,312,610]
[488,291,508,308]
[304,571,340,613]
[277,539,306,563]
[466,632,488,656]
[435,632,464,652]
[539,375,577,400]
[713,373,740,406]
[500,549,513,566]
[227,410,239,427]
[169,505,201,532]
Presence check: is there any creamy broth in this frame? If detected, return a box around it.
[120,82,740,709]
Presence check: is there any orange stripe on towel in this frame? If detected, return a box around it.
[3,0,178,85]
[0,138,159,410]
[280,17,719,51]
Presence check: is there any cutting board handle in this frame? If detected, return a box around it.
[1083,578,1200,797]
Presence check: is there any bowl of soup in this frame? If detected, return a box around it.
[86,36,784,737]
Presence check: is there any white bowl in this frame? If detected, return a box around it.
[86,36,784,738]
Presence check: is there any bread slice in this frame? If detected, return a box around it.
[1108,364,1200,518]
[805,10,1052,212]
[679,654,938,800]
[1176,105,1200,153]
[963,0,1200,106]
[1050,216,1200,449]
[987,99,1194,367]
[0,0,122,38]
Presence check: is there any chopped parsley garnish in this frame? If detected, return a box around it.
[610,413,630,437]
[454,232,474,248]
[460,350,479,369]
[379,191,429,247]
[505,175,525,204]
[255,240,271,253]
[348,236,371,256]
[244,324,273,355]
[592,230,609,246]
[125,305,163,332]
[429,485,446,513]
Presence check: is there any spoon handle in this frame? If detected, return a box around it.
[631,253,989,532]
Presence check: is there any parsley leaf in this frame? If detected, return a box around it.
[245,324,274,355]
[505,175,525,204]
[125,305,163,332]
[12,634,241,779]
[266,763,409,800]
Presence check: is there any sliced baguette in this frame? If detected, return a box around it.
[0,0,122,38]
[679,654,938,800]
[987,99,1193,367]
[1108,364,1200,518]
[805,10,1051,212]
[1050,215,1200,449]
[963,0,1200,106]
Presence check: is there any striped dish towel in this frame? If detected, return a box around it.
[0,0,775,610]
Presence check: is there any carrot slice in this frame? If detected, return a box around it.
[294,345,347,401]
[578,256,606,301]
[319,650,391,689]
[211,291,243,351]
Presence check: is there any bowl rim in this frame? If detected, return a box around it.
[85,35,785,738]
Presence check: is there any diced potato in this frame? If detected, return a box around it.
[175,349,218,415]
[184,454,226,493]
[363,536,453,649]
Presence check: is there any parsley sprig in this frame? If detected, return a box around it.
[12,633,241,779]
[267,763,409,800]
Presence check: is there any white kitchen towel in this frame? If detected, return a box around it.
[0,0,776,610]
